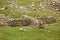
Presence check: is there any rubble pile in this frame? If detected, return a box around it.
[0,14,57,29]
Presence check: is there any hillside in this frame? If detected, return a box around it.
[0,0,60,18]
[0,0,60,40]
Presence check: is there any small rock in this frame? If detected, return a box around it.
[19,28,26,31]
[0,6,7,11]
[48,31,50,33]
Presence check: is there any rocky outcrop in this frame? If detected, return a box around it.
[36,16,56,24]
[0,14,14,26]
[47,0,60,12]
[0,14,57,29]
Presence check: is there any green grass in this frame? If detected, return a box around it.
[0,22,60,40]
[0,0,60,40]
[0,0,60,18]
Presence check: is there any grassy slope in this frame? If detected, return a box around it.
[0,0,60,40]
[0,0,60,18]
[0,22,60,40]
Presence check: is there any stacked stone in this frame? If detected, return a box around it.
[0,14,57,29]
[36,16,56,24]
[0,14,13,26]
[48,0,60,11]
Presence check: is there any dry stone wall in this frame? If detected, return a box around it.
[0,14,57,29]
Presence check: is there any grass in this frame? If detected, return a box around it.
[0,22,60,40]
[0,0,60,40]
[0,0,60,18]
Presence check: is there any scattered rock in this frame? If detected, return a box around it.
[36,16,56,24]
[48,0,60,11]
[19,15,45,29]
[58,18,60,21]
[0,14,57,29]
[0,14,13,26]
[19,28,26,32]
[0,6,8,11]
